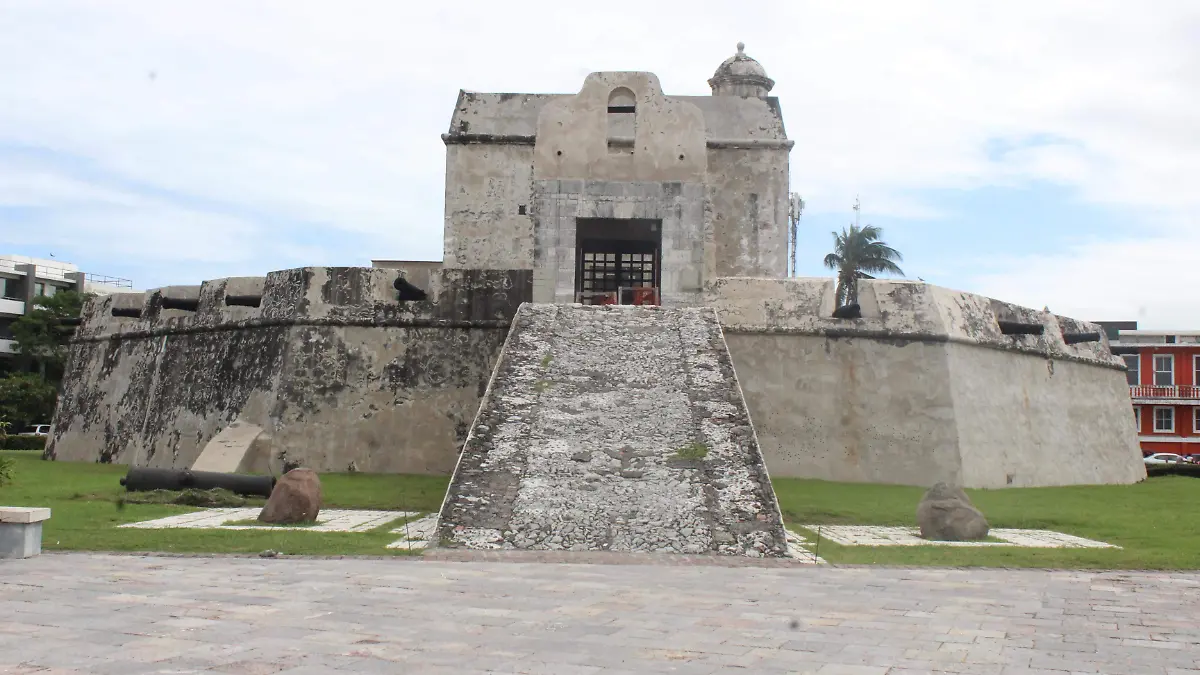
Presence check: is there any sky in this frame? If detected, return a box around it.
[1,1,1197,328]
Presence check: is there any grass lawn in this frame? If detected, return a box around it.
[3,450,1197,568]
[773,476,1200,570]
[0,450,445,556]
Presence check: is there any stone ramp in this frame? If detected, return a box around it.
[436,303,788,557]
[190,421,266,473]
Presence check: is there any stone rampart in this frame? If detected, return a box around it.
[708,277,1146,488]
[47,267,531,474]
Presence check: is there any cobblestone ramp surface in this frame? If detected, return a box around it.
[436,303,788,557]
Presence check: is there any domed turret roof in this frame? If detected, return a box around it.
[708,42,774,96]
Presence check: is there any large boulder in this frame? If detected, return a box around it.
[258,468,322,524]
[916,482,989,541]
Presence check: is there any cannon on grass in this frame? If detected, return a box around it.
[119,467,275,498]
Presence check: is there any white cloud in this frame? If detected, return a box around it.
[0,0,1197,325]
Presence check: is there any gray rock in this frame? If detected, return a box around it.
[916,482,989,541]
[619,469,645,479]
[259,468,321,524]
[571,451,593,462]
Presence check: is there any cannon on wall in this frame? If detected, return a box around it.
[119,467,276,497]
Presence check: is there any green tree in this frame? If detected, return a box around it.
[0,420,11,483]
[0,373,58,431]
[10,290,90,383]
[823,224,905,307]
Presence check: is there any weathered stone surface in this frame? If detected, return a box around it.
[259,468,322,524]
[443,64,791,306]
[710,277,1146,488]
[437,303,788,557]
[916,482,989,541]
[46,267,531,474]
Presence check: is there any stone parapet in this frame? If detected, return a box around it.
[706,277,1123,370]
[74,268,530,342]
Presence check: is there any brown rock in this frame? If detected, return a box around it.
[916,481,989,541]
[258,468,322,524]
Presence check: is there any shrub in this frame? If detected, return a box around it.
[1147,463,1200,478]
[0,456,13,485]
[0,435,47,451]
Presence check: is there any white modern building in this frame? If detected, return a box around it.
[0,255,134,361]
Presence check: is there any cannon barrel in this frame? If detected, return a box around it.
[119,467,275,497]
[1063,331,1102,345]
[393,276,428,302]
[997,320,1045,336]
[831,303,862,319]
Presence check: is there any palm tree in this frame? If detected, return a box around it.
[823,223,904,307]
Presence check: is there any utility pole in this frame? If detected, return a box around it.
[788,193,805,277]
[852,195,861,229]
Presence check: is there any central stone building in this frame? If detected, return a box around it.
[435,43,789,306]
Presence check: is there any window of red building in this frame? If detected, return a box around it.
[1123,355,1139,386]
[1154,407,1175,433]
[1154,355,1174,386]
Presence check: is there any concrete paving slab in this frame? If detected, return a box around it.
[0,553,1197,673]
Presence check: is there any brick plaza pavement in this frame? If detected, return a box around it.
[1,551,1198,674]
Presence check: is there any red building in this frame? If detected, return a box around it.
[1106,326,1200,456]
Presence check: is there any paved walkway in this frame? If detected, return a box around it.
[1,553,1198,674]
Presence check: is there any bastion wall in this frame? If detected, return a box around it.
[46,267,531,474]
[48,267,1144,488]
[708,277,1147,488]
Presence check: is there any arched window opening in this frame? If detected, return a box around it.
[607,87,636,153]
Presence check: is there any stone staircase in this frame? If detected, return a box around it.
[436,303,788,557]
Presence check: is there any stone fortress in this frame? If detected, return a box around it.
[48,44,1144,554]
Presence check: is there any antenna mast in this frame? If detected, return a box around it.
[788,193,805,277]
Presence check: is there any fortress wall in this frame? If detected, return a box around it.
[708,277,1146,487]
[947,345,1145,488]
[721,332,963,485]
[48,267,532,474]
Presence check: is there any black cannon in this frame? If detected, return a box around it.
[1062,331,1102,345]
[831,303,862,319]
[997,320,1045,336]
[394,276,428,302]
[120,467,275,497]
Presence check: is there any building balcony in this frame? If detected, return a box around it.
[0,297,25,316]
[1130,385,1200,402]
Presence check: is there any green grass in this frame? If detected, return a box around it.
[773,476,1200,569]
[673,442,709,461]
[0,451,447,556]
[224,518,319,528]
[4,450,1197,568]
